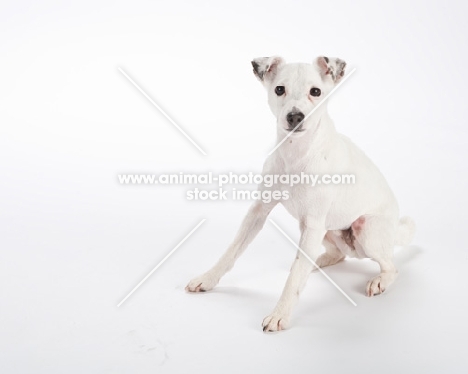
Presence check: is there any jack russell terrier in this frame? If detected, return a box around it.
[186,56,415,332]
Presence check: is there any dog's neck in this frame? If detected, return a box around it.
[275,111,336,171]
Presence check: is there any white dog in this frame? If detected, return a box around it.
[186,56,415,332]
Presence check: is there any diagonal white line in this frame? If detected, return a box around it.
[118,67,207,156]
[117,219,206,307]
[269,219,357,306]
[268,68,356,155]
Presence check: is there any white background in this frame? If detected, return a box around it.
[1,0,467,373]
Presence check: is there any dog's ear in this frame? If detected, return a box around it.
[251,56,285,83]
[316,56,346,84]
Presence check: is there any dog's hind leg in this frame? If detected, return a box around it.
[353,215,399,297]
[186,200,277,292]
[313,232,346,270]
[365,258,398,297]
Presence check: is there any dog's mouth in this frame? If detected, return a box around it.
[285,127,305,133]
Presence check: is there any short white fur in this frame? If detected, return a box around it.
[186,56,416,332]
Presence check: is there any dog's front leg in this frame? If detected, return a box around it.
[262,223,326,332]
[186,200,277,292]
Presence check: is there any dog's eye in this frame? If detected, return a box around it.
[310,87,321,97]
[275,86,285,96]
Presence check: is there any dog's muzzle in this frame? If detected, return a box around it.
[286,111,305,132]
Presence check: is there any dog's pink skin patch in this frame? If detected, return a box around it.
[351,216,366,234]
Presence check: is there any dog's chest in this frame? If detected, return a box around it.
[280,186,308,220]
[277,159,357,228]
[280,182,325,220]
[276,157,328,219]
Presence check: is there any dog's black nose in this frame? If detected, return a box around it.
[286,111,305,129]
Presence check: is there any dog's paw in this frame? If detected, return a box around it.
[185,273,218,293]
[365,273,396,297]
[312,253,345,271]
[262,313,290,332]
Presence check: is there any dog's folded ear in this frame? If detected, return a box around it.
[251,56,285,83]
[316,56,346,84]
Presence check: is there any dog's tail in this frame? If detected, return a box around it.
[395,216,416,246]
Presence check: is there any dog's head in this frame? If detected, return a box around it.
[251,56,346,135]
